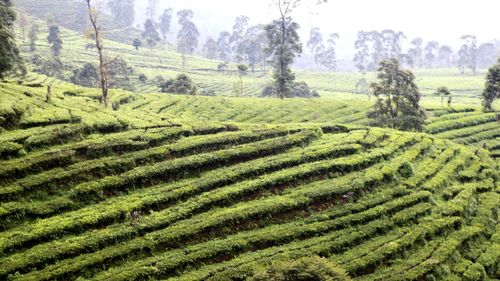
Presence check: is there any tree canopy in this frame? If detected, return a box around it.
[367,58,426,131]
[0,0,22,79]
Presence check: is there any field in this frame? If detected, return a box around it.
[1,2,499,280]
[0,81,499,281]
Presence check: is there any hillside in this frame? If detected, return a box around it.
[12,7,498,108]
[0,81,499,280]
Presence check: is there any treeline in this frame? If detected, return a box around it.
[353,31,499,75]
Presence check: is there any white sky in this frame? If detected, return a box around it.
[135,0,500,67]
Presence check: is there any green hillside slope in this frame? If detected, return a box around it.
[0,81,499,281]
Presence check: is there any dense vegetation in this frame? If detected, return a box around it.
[0,81,499,281]
[0,0,499,280]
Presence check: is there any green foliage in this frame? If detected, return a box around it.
[47,25,62,57]
[160,74,198,95]
[250,256,351,281]
[367,59,426,132]
[107,0,135,27]
[265,17,302,99]
[0,0,22,79]
[70,63,99,87]
[261,81,320,98]
[482,59,500,111]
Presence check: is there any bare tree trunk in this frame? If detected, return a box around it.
[85,0,109,109]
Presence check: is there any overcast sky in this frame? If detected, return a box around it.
[135,0,499,67]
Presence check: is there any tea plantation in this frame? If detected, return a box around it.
[0,81,499,281]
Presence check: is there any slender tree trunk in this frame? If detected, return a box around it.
[85,0,109,109]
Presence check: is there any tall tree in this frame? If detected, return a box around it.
[0,0,22,78]
[216,31,232,61]
[159,8,173,39]
[264,0,304,99]
[477,43,497,69]
[231,15,250,62]
[353,31,370,76]
[424,41,439,68]
[482,58,500,111]
[381,29,405,59]
[241,25,268,71]
[318,33,338,77]
[107,0,135,27]
[28,24,39,52]
[142,19,160,48]
[437,45,453,68]
[146,0,159,21]
[307,27,323,68]
[47,25,63,57]
[460,35,478,75]
[457,45,469,75]
[85,0,111,109]
[367,59,426,131]
[176,9,199,69]
[236,64,248,96]
[202,37,218,59]
[408,38,424,68]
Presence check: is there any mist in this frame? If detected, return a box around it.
[134,0,500,70]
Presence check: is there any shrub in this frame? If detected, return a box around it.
[70,63,99,87]
[249,256,351,281]
[260,82,320,98]
[160,74,197,95]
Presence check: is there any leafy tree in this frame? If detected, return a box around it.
[34,59,64,79]
[458,45,469,75]
[107,57,134,90]
[261,81,320,98]
[107,0,135,27]
[159,8,173,40]
[216,31,232,61]
[231,15,250,62]
[236,64,248,96]
[142,19,160,48]
[408,38,424,68]
[202,37,218,59]
[435,86,451,107]
[47,25,63,57]
[176,9,199,69]
[367,58,426,131]
[146,0,159,21]
[265,0,303,99]
[28,24,39,52]
[160,74,197,95]
[460,35,478,74]
[437,45,453,68]
[424,41,439,68]
[353,31,370,75]
[369,31,384,69]
[318,33,339,77]
[477,43,497,68]
[132,38,142,51]
[482,59,500,111]
[307,27,323,67]
[70,63,99,87]
[240,25,268,71]
[250,256,351,281]
[381,29,405,59]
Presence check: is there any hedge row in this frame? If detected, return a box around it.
[70,129,321,201]
[0,136,360,228]
[425,113,496,134]
[89,190,430,281]
[0,129,291,201]
[5,136,415,280]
